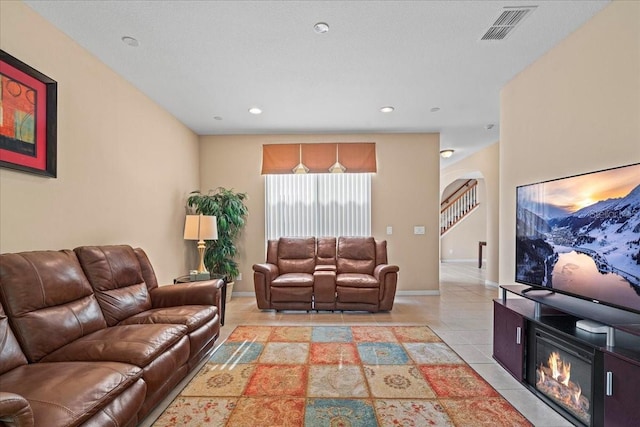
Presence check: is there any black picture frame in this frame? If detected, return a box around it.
[0,50,57,177]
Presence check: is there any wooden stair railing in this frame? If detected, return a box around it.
[440,179,479,235]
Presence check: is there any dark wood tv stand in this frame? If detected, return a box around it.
[494,285,640,426]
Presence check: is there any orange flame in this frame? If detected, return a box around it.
[536,350,589,423]
[548,351,571,386]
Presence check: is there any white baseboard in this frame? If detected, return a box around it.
[440,259,481,263]
[396,290,440,296]
[233,291,256,297]
[484,280,499,288]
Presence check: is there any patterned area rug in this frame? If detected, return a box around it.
[154,325,532,426]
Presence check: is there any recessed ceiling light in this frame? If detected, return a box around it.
[248,107,262,115]
[121,36,139,47]
[314,22,330,34]
[430,107,441,113]
[213,116,223,121]
[380,106,395,113]
[440,149,455,158]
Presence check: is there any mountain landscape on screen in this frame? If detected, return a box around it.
[516,164,640,312]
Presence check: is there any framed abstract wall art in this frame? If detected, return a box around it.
[0,50,57,177]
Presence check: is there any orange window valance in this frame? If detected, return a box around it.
[261,143,377,174]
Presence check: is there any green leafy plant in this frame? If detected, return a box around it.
[186,187,248,282]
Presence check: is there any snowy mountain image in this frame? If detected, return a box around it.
[516,164,640,311]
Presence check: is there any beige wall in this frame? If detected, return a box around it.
[441,142,500,284]
[199,133,441,294]
[0,1,200,283]
[499,1,640,285]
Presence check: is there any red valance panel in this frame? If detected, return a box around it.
[261,142,376,174]
[302,143,336,173]
[261,144,300,174]
[338,143,377,173]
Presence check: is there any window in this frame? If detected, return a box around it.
[265,173,372,240]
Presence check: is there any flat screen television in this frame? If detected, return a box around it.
[515,163,640,314]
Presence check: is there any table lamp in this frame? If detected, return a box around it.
[184,214,218,280]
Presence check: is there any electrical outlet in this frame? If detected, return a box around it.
[386,226,393,235]
[414,226,425,235]
[236,273,242,281]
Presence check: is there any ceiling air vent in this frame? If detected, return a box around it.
[481,6,537,41]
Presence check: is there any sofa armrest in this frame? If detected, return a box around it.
[253,263,279,278]
[0,392,34,427]
[374,264,399,279]
[150,279,223,309]
[374,264,399,311]
[253,263,279,309]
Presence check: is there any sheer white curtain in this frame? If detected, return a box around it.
[265,173,371,240]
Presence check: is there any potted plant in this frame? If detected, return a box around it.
[186,187,248,300]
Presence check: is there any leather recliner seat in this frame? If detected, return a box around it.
[0,245,222,427]
[254,236,399,312]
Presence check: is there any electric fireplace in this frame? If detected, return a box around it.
[527,325,604,426]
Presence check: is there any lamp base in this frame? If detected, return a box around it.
[189,272,212,281]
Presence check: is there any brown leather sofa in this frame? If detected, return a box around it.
[253,236,399,312]
[0,245,222,427]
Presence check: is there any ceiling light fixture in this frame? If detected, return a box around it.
[314,22,330,34]
[440,149,455,159]
[248,107,262,115]
[485,124,495,130]
[380,106,394,113]
[121,36,139,47]
[430,107,441,113]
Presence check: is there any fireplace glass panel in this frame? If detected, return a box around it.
[534,333,593,426]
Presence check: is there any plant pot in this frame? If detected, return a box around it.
[226,281,234,303]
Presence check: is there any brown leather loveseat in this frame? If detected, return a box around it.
[0,245,222,427]
[253,236,399,312]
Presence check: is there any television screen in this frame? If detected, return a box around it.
[515,163,640,314]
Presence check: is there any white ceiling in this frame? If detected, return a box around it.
[24,0,609,167]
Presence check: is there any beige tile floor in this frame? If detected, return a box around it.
[143,262,571,426]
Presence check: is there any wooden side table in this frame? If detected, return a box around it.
[173,275,227,326]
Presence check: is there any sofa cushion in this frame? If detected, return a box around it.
[0,304,27,376]
[337,237,376,274]
[134,247,160,291]
[277,237,316,274]
[118,305,216,333]
[41,324,187,367]
[75,245,153,326]
[0,251,108,363]
[336,273,379,288]
[0,361,144,427]
[272,273,314,287]
[316,237,337,265]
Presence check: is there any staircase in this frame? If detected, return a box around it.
[440,179,479,235]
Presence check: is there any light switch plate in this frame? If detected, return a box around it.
[386,226,393,235]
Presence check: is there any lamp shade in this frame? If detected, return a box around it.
[184,215,218,240]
